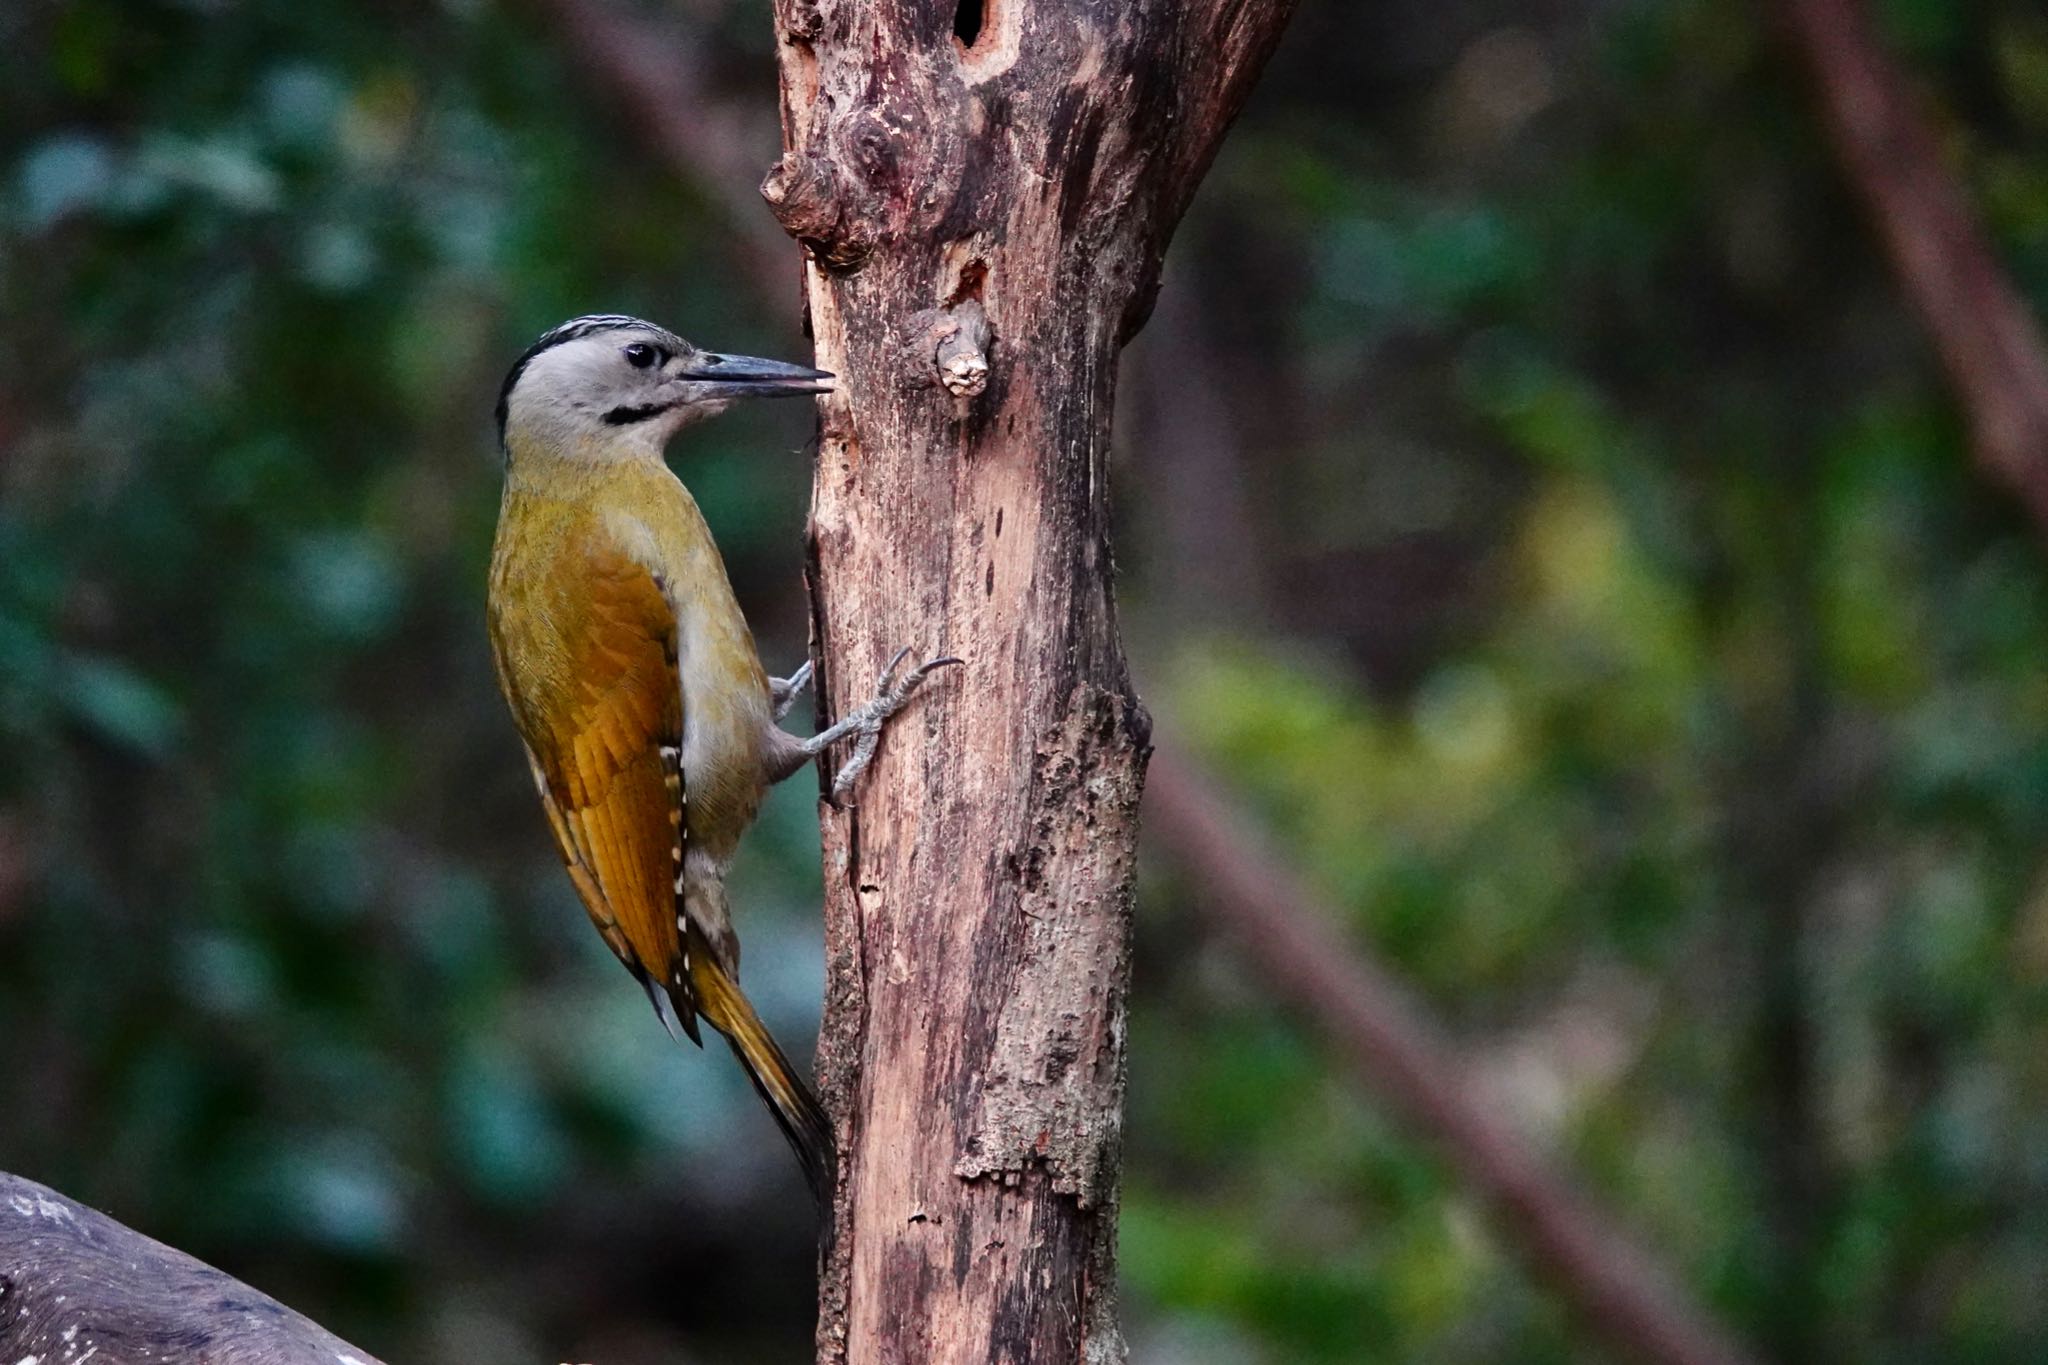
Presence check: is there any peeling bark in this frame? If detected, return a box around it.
[762,1,1297,1359]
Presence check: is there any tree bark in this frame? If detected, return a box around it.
[761,2,1295,1359]
[0,1170,387,1365]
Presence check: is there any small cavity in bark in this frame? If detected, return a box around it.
[954,0,987,50]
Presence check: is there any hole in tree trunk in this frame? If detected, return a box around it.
[953,0,986,49]
[946,258,988,307]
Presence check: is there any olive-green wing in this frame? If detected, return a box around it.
[505,542,695,1034]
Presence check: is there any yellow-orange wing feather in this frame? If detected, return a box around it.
[492,532,695,1033]
[489,486,835,1201]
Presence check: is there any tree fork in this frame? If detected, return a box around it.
[763,1,1296,1358]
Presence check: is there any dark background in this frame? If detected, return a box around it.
[6,0,2048,1360]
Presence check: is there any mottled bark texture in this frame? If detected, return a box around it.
[762,2,1295,1360]
[0,1171,387,1365]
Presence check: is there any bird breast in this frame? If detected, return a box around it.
[671,579,773,859]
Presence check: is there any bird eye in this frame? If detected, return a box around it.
[623,342,660,369]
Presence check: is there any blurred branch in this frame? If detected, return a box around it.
[1144,743,1758,1365]
[1787,0,2048,529]
[525,0,797,308]
[0,1170,388,1365]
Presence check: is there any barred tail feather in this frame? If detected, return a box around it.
[689,942,836,1208]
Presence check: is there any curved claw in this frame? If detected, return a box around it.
[886,654,961,709]
[771,659,816,722]
[906,656,962,685]
[878,645,914,692]
[821,649,963,805]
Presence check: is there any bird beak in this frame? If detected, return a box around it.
[676,352,835,400]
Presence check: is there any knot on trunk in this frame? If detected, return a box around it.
[761,151,876,271]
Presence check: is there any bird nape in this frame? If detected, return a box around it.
[483,313,959,1209]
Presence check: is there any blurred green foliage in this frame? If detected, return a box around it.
[2,1,824,1357]
[6,0,2048,1361]
[1120,2,2048,1362]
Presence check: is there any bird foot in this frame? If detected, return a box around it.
[770,659,814,722]
[806,647,961,804]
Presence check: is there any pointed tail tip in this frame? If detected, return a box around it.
[794,1094,838,1216]
[754,1041,837,1216]
[692,953,838,1215]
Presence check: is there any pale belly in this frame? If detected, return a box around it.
[676,609,772,861]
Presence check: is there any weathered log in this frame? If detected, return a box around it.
[0,1171,386,1365]
[763,1,1297,1360]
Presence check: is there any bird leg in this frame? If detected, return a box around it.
[769,659,813,722]
[775,647,960,801]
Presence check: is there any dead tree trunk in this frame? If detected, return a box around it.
[761,2,1295,1358]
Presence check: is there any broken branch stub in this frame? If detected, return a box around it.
[934,298,991,398]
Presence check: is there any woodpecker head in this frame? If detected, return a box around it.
[496,313,832,458]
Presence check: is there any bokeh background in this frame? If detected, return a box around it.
[7,0,2048,1360]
